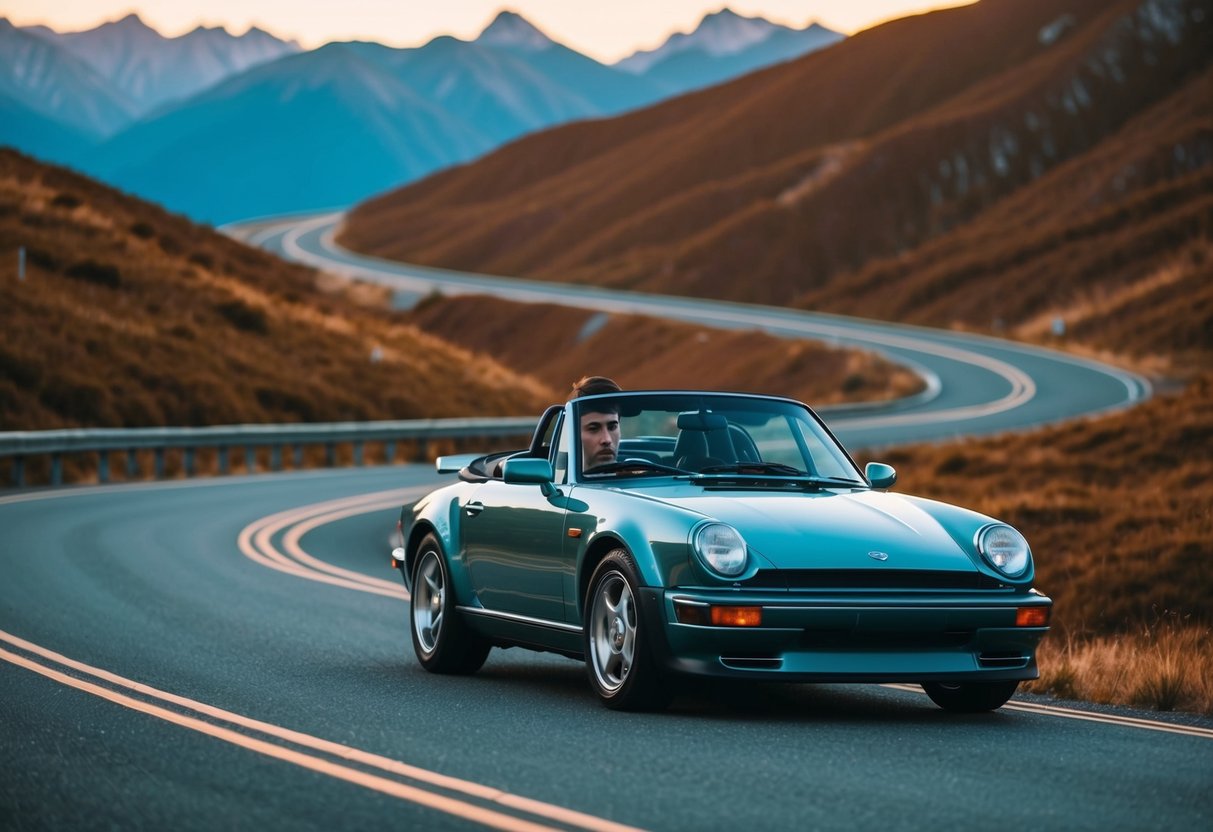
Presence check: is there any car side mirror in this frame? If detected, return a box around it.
[865,462,897,490]
[502,458,558,497]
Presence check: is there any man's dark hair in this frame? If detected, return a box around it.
[570,375,622,399]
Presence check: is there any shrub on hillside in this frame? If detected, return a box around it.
[64,260,121,289]
[24,247,61,272]
[38,377,113,424]
[50,192,82,209]
[0,346,43,389]
[129,221,156,239]
[215,300,268,335]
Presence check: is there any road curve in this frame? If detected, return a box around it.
[227,212,1150,448]
[3,471,1211,830]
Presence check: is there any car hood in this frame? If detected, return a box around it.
[664,488,980,573]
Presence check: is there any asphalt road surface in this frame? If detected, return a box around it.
[3,469,1211,831]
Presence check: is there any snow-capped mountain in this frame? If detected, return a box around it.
[616,7,843,95]
[619,7,780,73]
[24,13,300,116]
[475,10,555,52]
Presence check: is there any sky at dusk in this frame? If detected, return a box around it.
[5,1,977,62]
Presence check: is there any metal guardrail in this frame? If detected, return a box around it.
[0,417,537,488]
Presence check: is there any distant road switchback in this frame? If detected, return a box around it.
[229,211,1150,448]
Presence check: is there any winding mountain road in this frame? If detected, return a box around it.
[5,213,1201,830]
[230,211,1150,447]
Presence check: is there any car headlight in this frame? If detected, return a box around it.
[693,523,747,577]
[977,524,1031,577]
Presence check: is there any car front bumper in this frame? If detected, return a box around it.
[638,587,1051,682]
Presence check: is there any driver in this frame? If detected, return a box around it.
[571,376,622,471]
[580,402,620,470]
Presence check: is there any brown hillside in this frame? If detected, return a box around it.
[404,295,922,406]
[340,0,1212,306]
[0,150,550,431]
[800,64,1213,373]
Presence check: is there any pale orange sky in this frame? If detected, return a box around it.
[3,1,978,62]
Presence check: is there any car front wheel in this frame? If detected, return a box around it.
[410,535,490,674]
[922,680,1019,712]
[584,549,670,711]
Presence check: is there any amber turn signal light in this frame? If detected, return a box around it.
[1016,606,1050,627]
[710,606,763,627]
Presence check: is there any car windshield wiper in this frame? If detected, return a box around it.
[583,459,690,477]
[697,462,806,476]
[693,464,864,487]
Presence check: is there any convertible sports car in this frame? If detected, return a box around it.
[391,390,1051,711]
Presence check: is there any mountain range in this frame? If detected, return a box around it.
[0,8,841,224]
[23,13,301,119]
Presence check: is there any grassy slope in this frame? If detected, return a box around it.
[403,295,922,406]
[0,149,551,431]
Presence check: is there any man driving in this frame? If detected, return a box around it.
[571,376,622,472]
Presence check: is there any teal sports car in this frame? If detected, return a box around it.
[391,390,1051,712]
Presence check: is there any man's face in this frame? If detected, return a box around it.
[580,409,620,470]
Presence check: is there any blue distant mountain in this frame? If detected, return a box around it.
[0,18,137,147]
[89,43,493,224]
[4,9,845,225]
[0,91,98,167]
[88,11,671,224]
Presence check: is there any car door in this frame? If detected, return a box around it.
[462,413,570,622]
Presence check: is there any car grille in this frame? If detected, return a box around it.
[746,569,1007,591]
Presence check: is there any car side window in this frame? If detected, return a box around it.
[549,414,568,484]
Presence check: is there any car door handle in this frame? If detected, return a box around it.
[465,501,485,517]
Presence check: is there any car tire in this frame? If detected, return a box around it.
[921,680,1019,712]
[410,534,490,674]
[584,549,671,711]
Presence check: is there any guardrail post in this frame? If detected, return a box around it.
[184,448,195,478]
[271,445,283,471]
[13,457,24,488]
[325,443,335,467]
[218,446,229,475]
[245,446,256,474]
[98,452,110,484]
[127,449,138,479]
[293,444,304,468]
[353,441,364,466]
[51,453,63,486]
[384,441,396,465]
[154,448,165,479]
[415,438,428,462]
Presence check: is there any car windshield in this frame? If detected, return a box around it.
[573,392,863,483]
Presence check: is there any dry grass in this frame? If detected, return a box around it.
[404,295,922,406]
[0,149,551,435]
[872,374,1213,638]
[1027,623,1213,714]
